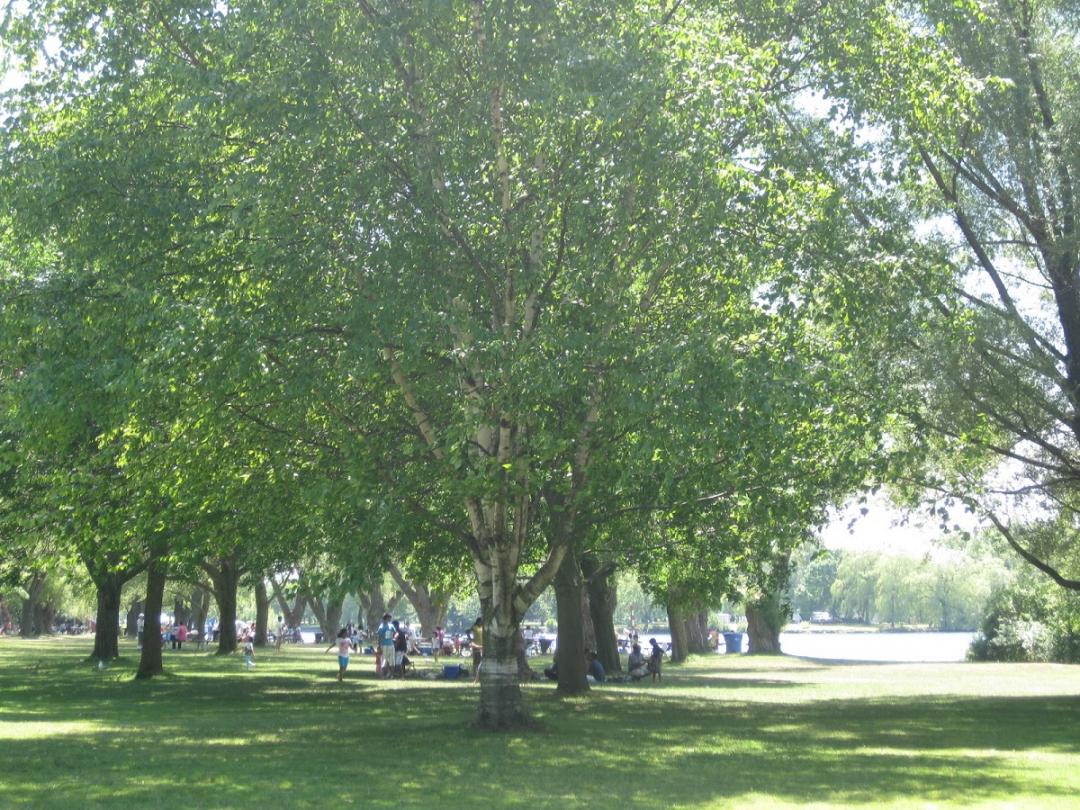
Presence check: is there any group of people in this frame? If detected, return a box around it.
[322,614,485,683]
[135,615,194,650]
[627,639,665,681]
[542,637,664,684]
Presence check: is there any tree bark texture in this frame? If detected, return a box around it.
[582,555,620,673]
[389,565,449,638]
[272,581,308,630]
[745,599,782,654]
[206,554,240,654]
[686,611,710,654]
[553,548,589,695]
[254,580,270,646]
[91,576,123,661]
[136,558,168,679]
[309,594,344,642]
[476,608,530,728]
[19,572,48,637]
[125,598,144,639]
[191,584,211,641]
[666,603,689,664]
[172,598,190,627]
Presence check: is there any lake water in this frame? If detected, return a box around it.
[775,631,976,662]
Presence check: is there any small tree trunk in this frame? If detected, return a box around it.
[19,598,36,637]
[254,580,270,647]
[389,566,451,638]
[667,604,689,663]
[91,576,123,662]
[207,555,241,655]
[273,583,308,630]
[136,558,168,679]
[191,585,210,642]
[745,597,783,654]
[20,572,48,638]
[309,594,344,642]
[317,598,343,641]
[686,610,710,654]
[553,548,589,695]
[125,598,144,639]
[582,556,620,673]
[35,600,56,635]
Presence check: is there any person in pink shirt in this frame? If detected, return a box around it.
[174,622,188,651]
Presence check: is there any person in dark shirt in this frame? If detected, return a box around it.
[627,643,648,681]
[587,650,605,684]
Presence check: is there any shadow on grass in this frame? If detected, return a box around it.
[1,639,1077,808]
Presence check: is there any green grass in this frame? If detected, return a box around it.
[1,638,1078,808]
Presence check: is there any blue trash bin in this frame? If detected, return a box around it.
[722,632,743,654]
[443,664,463,679]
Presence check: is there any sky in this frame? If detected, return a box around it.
[819,492,983,557]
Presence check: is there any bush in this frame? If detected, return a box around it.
[969,574,1080,663]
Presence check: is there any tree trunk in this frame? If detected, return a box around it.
[310,595,343,641]
[272,582,308,631]
[553,548,589,695]
[34,599,56,636]
[173,598,190,627]
[582,555,620,673]
[91,575,123,662]
[254,580,270,647]
[476,548,531,729]
[125,598,144,639]
[191,584,211,642]
[686,610,710,654]
[357,580,402,633]
[389,565,449,638]
[308,593,344,642]
[206,554,241,655]
[745,598,783,654]
[136,558,168,679]
[667,603,689,663]
[19,572,48,637]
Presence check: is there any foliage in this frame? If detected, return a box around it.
[970,569,1080,663]
[786,544,1002,629]
[792,0,1080,590]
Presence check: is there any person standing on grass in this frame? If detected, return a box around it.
[392,620,408,677]
[470,617,484,682]
[243,633,256,670]
[326,628,351,682]
[175,622,188,651]
[433,625,445,662]
[648,638,663,681]
[377,613,395,678]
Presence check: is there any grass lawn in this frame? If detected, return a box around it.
[0,637,1077,808]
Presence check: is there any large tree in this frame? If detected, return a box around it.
[788,0,1080,588]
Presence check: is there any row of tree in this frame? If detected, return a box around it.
[2,1,1078,728]
[788,544,1008,631]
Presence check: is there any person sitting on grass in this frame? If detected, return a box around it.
[586,650,606,684]
[627,643,649,681]
[648,638,663,681]
[326,627,351,682]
